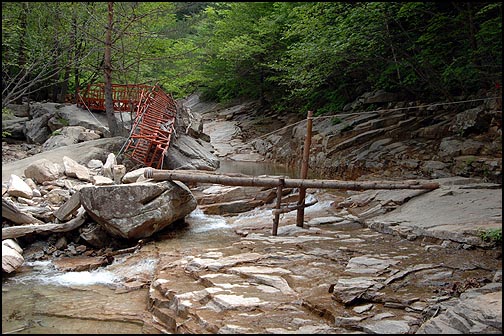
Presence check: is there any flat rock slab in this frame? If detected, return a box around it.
[365,183,502,246]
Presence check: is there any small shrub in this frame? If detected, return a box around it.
[331,117,342,125]
[1,107,13,138]
[2,107,13,117]
[479,228,502,245]
[465,156,476,165]
[57,117,69,126]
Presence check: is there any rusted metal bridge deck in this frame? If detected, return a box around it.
[77,83,178,169]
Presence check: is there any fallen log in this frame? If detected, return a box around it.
[144,168,440,191]
[272,199,318,216]
[2,207,87,239]
[54,192,81,221]
[2,197,45,225]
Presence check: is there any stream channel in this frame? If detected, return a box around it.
[1,159,309,334]
[2,113,501,334]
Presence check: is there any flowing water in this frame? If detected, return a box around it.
[2,161,501,333]
[1,160,301,334]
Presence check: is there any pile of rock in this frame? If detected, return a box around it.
[2,152,198,274]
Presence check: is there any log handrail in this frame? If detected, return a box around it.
[144,168,440,191]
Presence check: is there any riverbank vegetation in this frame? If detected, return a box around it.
[2,2,502,114]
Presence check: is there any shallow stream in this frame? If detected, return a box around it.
[2,114,501,333]
[1,160,302,334]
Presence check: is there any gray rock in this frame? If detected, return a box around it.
[77,130,101,142]
[79,181,197,240]
[42,126,87,150]
[63,156,91,182]
[87,159,104,169]
[6,103,29,117]
[366,182,502,247]
[331,277,385,305]
[102,153,116,179]
[362,319,411,334]
[449,106,489,136]
[24,158,61,183]
[91,175,114,185]
[165,133,220,170]
[417,283,502,334]
[121,167,147,184]
[345,255,399,274]
[2,116,28,139]
[7,174,33,199]
[2,239,24,273]
[3,137,126,184]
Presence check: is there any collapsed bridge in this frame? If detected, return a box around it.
[77,83,178,169]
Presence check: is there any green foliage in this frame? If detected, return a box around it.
[2,108,12,138]
[57,117,69,126]
[1,107,14,137]
[465,156,477,165]
[479,228,502,245]
[331,117,342,125]
[2,1,502,111]
[2,107,13,118]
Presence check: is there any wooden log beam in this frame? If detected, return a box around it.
[144,168,440,191]
[2,207,87,239]
[272,199,318,216]
[2,197,45,225]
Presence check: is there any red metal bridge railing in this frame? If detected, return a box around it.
[77,83,153,112]
[76,83,178,169]
[121,85,178,169]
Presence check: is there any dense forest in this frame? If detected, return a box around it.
[2,2,502,116]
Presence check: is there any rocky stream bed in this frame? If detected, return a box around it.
[2,94,502,334]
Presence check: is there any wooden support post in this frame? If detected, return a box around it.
[272,178,284,236]
[272,199,318,216]
[297,110,313,227]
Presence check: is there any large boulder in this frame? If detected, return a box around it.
[79,181,197,240]
[1,116,28,140]
[25,104,56,144]
[162,98,219,171]
[164,133,219,171]
[42,126,87,151]
[24,158,61,184]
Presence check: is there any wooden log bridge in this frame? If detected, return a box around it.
[144,168,439,235]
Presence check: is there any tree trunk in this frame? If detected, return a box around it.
[60,5,76,105]
[2,207,87,240]
[104,1,120,136]
[73,4,82,104]
[15,2,28,104]
[465,2,480,67]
